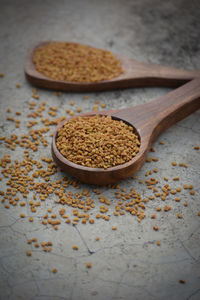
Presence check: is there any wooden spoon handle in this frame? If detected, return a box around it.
[112,78,200,142]
[121,57,200,87]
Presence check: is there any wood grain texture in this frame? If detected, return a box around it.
[25,41,200,92]
[52,78,200,185]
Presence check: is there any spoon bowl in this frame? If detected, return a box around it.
[52,78,200,185]
[25,41,200,92]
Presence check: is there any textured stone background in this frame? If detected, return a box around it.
[0,0,199,300]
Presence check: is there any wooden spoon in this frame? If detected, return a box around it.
[52,78,200,185]
[25,41,200,92]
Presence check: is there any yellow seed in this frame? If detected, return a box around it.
[86,262,92,268]
[179,279,185,284]
[112,226,117,230]
[72,245,79,250]
[26,251,32,256]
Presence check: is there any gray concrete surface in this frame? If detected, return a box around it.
[0,0,200,299]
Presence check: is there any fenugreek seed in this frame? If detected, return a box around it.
[26,251,32,256]
[156,241,161,246]
[72,245,79,250]
[151,214,156,219]
[173,177,179,181]
[95,236,100,241]
[198,211,200,216]
[177,213,183,219]
[194,146,199,150]
[152,158,159,162]
[35,243,39,248]
[170,190,177,195]
[52,268,57,273]
[86,262,92,268]
[29,217,34,222]
[179,279,185,284]
[175,198,181,202]
[171,161,177,166]
[112,226,117,230]
[153,225,159,231]
[20,213,25,218]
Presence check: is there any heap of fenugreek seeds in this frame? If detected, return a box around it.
[33,42,124,83]
[56,115,140,169]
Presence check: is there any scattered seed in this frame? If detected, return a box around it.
[179,279,185,284]
[112,226,117,230]
[72,245,79,250]
[177,213,183,219]
[86,262,92,268]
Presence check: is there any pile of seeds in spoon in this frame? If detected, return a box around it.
[33,42,124,83]
[56,115,140,169]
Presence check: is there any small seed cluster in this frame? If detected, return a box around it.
[33,42,124,83]
[56,115,140,169]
